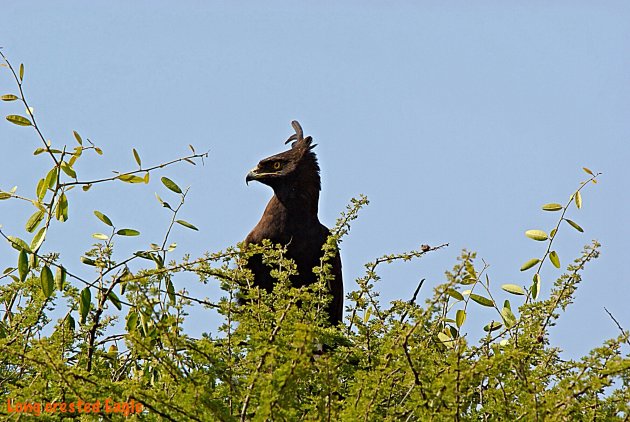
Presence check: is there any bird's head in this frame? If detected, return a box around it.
[246,120,320,191]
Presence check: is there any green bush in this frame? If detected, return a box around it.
[1,53,628,421]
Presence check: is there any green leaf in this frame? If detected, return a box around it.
[549,251,561,268]
[126,311,138,332]
[520,258,540,272]
[116,228,140,236]
[176,220,198,231]
[575,191,582,209]
[501,306,517,328]
[18,250,29,281]
[1,94,18,101]
[455,309,466,328]
[30,227,47,252]
[55,266,66,290]
[6,114,32,126]
[446,288,464,301]
[80,256,96,266]
[161,177,182,194]
[8,236,31,252]
[437,332,455,349]
[55,193,68,222]
[542,203,563,211]
[66,315,75,331]
[166,279,176,304]
[525,230,548,241]
[40,265,54,298]
[36,178,47,201]
[0,192,11,200]
[501,284,525,295]
[92,233,109,240]
[582,167,594,176]
[82,184,92,192]
[133,148,141,167]
[483,321,503,332]
[25,210,45,233]
[550,228,557,239]
[532,273,541,300]
[143,172,149,184]
[94,210,113,227]
[167,242,177,252]
[469,293,494,307]
[45,167,58,189]
[117,173,145,183]
[60,162,76,179]
[73,130,83,145]
[108,291,122,310]
[79,287,91,323]
[19,63,24,81]
[565,219,584,233]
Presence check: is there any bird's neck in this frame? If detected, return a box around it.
[272,181,320,221]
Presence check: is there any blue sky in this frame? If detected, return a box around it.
[1,2,629,359]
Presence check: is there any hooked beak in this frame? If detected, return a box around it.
[245,168,259,185]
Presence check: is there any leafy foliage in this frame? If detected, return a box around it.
[0,53,628,421]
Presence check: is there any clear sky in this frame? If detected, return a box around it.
[1,2,628,360]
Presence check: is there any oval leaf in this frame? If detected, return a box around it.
[30,227,47,252]
[525,230,548,241]
[94,210,113,227]
[80,256,96,266]
[520,258,540,272]
[8,236,31,252]
[166,279,176,304]
[437,332,455,349]
[92,233,109,240]
[133,148,141,167]
[73,130,83,145]
[455,309,466,328]
[161,177,182,194]
[483,321,503,332]
[55,193,68,222]
[6,114,32,126]
[1,94,19,101]
[469,293,494,307]
[582,167,594,176]
[575,191,582,209]
[116,228,140,236]
[446,288,464,301]
[55,266,66,290]
[126,311,139,332]
[549,251,561,269]
[542,203,563,211]
[501,306,517,328]
[45,167,58,189]
[25,210,45,233]
[18,250,29,281]
[531,273,541,300]
[108,291,122,310]
[60,162,77,179]
[40,265,54,298]
[79,287,91,323]
[176,220,198,231]
[564,219,584,233]
[117,173,145,184]
[501,284,525,295]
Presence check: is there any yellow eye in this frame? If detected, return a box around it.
[273,162,282,170]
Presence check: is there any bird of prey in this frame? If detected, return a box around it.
[243,121,343,325]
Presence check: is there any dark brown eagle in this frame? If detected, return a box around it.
[243,121,343,325]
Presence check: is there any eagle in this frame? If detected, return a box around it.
[243,121,343,325]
